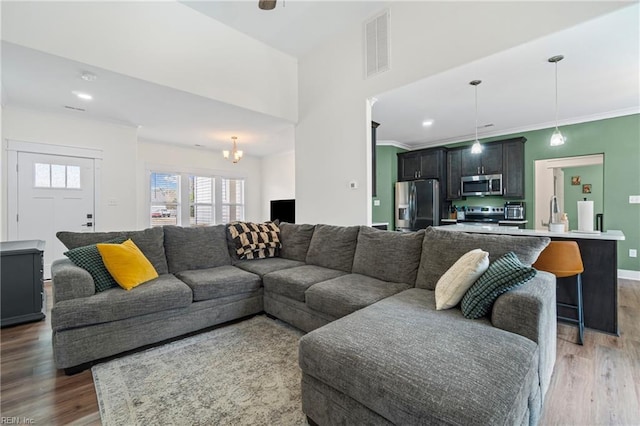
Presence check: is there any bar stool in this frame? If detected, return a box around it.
[533,241,585,345]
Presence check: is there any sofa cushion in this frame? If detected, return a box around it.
[57,231,124,249]
[163,225,231,273]
[305,225,359,273]
[305,274,412,319]
[51,274,192,331]
[352,227,424,284]
[58,228,169,275]
[416,227,550,290]
[263,265,347,302]
[97,239,159,291]
[299,288,539,426]
[279,223,315,262]
[462,252,537,319]
[435,248,489,310]
[175,266,261,302]
[234,257,305,277]
[123,227,168,275]
[64,237,127,293]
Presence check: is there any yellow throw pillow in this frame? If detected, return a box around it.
[97,239,159,290]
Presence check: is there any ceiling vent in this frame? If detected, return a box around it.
[364,9,390,79]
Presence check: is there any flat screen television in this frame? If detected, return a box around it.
[270,199,295,224]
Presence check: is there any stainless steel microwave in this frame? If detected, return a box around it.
[461,174,503,196]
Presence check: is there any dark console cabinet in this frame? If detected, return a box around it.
[1,240,46,327]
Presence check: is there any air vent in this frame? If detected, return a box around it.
[64,105,86,112]
[364,10,390,79]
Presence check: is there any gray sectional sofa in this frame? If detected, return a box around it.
[51,223,556,425]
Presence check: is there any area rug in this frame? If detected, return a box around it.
[92,315,307,425]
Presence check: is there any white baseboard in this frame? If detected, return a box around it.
[618,269,640,281]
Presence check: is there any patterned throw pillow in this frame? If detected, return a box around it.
[228,222,281,260]
[64,237,127,292]
[461,252,537,319]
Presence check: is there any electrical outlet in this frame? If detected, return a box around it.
[630,249,637,258]
[630,195,640,204]
[373,200,381,206]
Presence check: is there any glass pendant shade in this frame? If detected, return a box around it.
[550,128,565,146]
[469,80,482,154]
[549,55,565,147]
[223,150,230,159]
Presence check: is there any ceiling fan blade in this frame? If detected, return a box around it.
[258,0,277,10]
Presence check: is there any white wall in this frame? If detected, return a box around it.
[1,1,298,122]
[261,150,295,221]
[295,2,627,225]
[1,106,139,236]
[137,140,263,227]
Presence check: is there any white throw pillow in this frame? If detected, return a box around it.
[435,249,490,310]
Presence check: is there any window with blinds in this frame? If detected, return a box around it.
[221,178,245,224]
[189,176,214,226]
[149,172,243,227]
[150,172,179,226]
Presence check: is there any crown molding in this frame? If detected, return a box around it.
[406,107,640,150]
[376,139,412,150]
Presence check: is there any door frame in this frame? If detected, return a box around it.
[6,139,103,239]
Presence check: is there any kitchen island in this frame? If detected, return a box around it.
[437,224,625,335]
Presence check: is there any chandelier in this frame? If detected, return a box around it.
[223,136,243,163]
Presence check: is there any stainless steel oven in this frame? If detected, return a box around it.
[461,174,503,197]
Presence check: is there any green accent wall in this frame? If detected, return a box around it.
[563,164,604,232]
[444,114,639,271]
[373,145,406,229]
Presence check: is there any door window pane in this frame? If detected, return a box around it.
[51,164,66,188]
[34,163,50,187]
[66,166,81,188]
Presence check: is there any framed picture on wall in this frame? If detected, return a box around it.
[571,176,581,185]
[582,184,592,194]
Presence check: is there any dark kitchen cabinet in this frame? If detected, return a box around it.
[398,148,446,182]
[502,137,526,199]
[398,152,422,181]
[446,149,463,200]
[461,143,503,176]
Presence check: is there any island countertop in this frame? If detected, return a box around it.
[436,223,625,241]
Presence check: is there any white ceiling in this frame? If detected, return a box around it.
[2,2,638,157]
[181,1,388,58]
[372,3,640,148]
[1,42,295,156]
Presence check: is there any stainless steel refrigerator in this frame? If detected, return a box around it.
[395,179,440,231]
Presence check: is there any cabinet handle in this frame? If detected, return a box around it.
[477,166,480,174]
[482,166,485,174]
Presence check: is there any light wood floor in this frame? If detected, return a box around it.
[1,280,639,425]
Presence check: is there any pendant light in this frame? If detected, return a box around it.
[548,55,565,146]
[470,80,482,154]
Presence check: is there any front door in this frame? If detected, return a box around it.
[16,152,95,278]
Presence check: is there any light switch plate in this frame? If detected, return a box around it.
[630,249,638,258]
[373,200,381,206]
[630,195,640,204]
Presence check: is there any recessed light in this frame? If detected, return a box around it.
[72,91,93,101]
[422,120,434,127]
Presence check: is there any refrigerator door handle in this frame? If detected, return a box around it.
[409,183,416,229]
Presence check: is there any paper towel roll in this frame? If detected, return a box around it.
[577,200,594,232]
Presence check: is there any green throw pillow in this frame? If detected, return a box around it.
[65,237,127,293]
[461,251,537,319]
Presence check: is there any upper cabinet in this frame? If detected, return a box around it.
[397,148,446,181]
[460,143,503,176]
[501,137,526,199]
[446,149,463,200]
